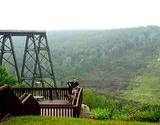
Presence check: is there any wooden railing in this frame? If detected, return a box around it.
[13,87,70,100]
[0,85,41,121]
[75,88,83,117]
[12,87,83,117]
[40,104,75,117]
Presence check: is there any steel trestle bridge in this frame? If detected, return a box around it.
[0,30,57,88]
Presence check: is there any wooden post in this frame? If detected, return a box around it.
[49,89,52,100]
[73,107,78,117]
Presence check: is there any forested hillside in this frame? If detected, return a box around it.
[13,26,160,102]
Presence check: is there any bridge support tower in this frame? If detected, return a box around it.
[0,30,57,87]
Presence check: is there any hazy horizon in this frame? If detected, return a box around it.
[0,0,160,30]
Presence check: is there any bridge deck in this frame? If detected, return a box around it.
[0,30,46,36]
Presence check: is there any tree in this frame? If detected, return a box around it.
[0,66,17,86]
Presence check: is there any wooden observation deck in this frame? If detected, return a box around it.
[0,85,83,120]
[10,87,82,118]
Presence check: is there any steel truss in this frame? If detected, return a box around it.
[0,34,20,82]
[0,30,57,87]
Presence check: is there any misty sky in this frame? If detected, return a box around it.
[0,0,160,30]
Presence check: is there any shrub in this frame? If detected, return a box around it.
[83,88,160,122]
[0,66,17,86]
[83,88,107,108]
[91,108,111,120]
[112,111,128,120]
[127,110,160,122]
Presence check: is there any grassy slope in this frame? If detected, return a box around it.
[0,116,159,125]
[123,58,160,103]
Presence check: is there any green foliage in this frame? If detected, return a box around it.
[14,26,160,82]
[47,26,160,102]
[83,88,107,108]
[83,88,95,108]
[91,108,111,120]
[123,72,160,103]
[83,89,160,122]
[122,104,160,122]
[0,66,17,86]
[127,110,160,122]
[91,102,160,122]
[12,26,160,102]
